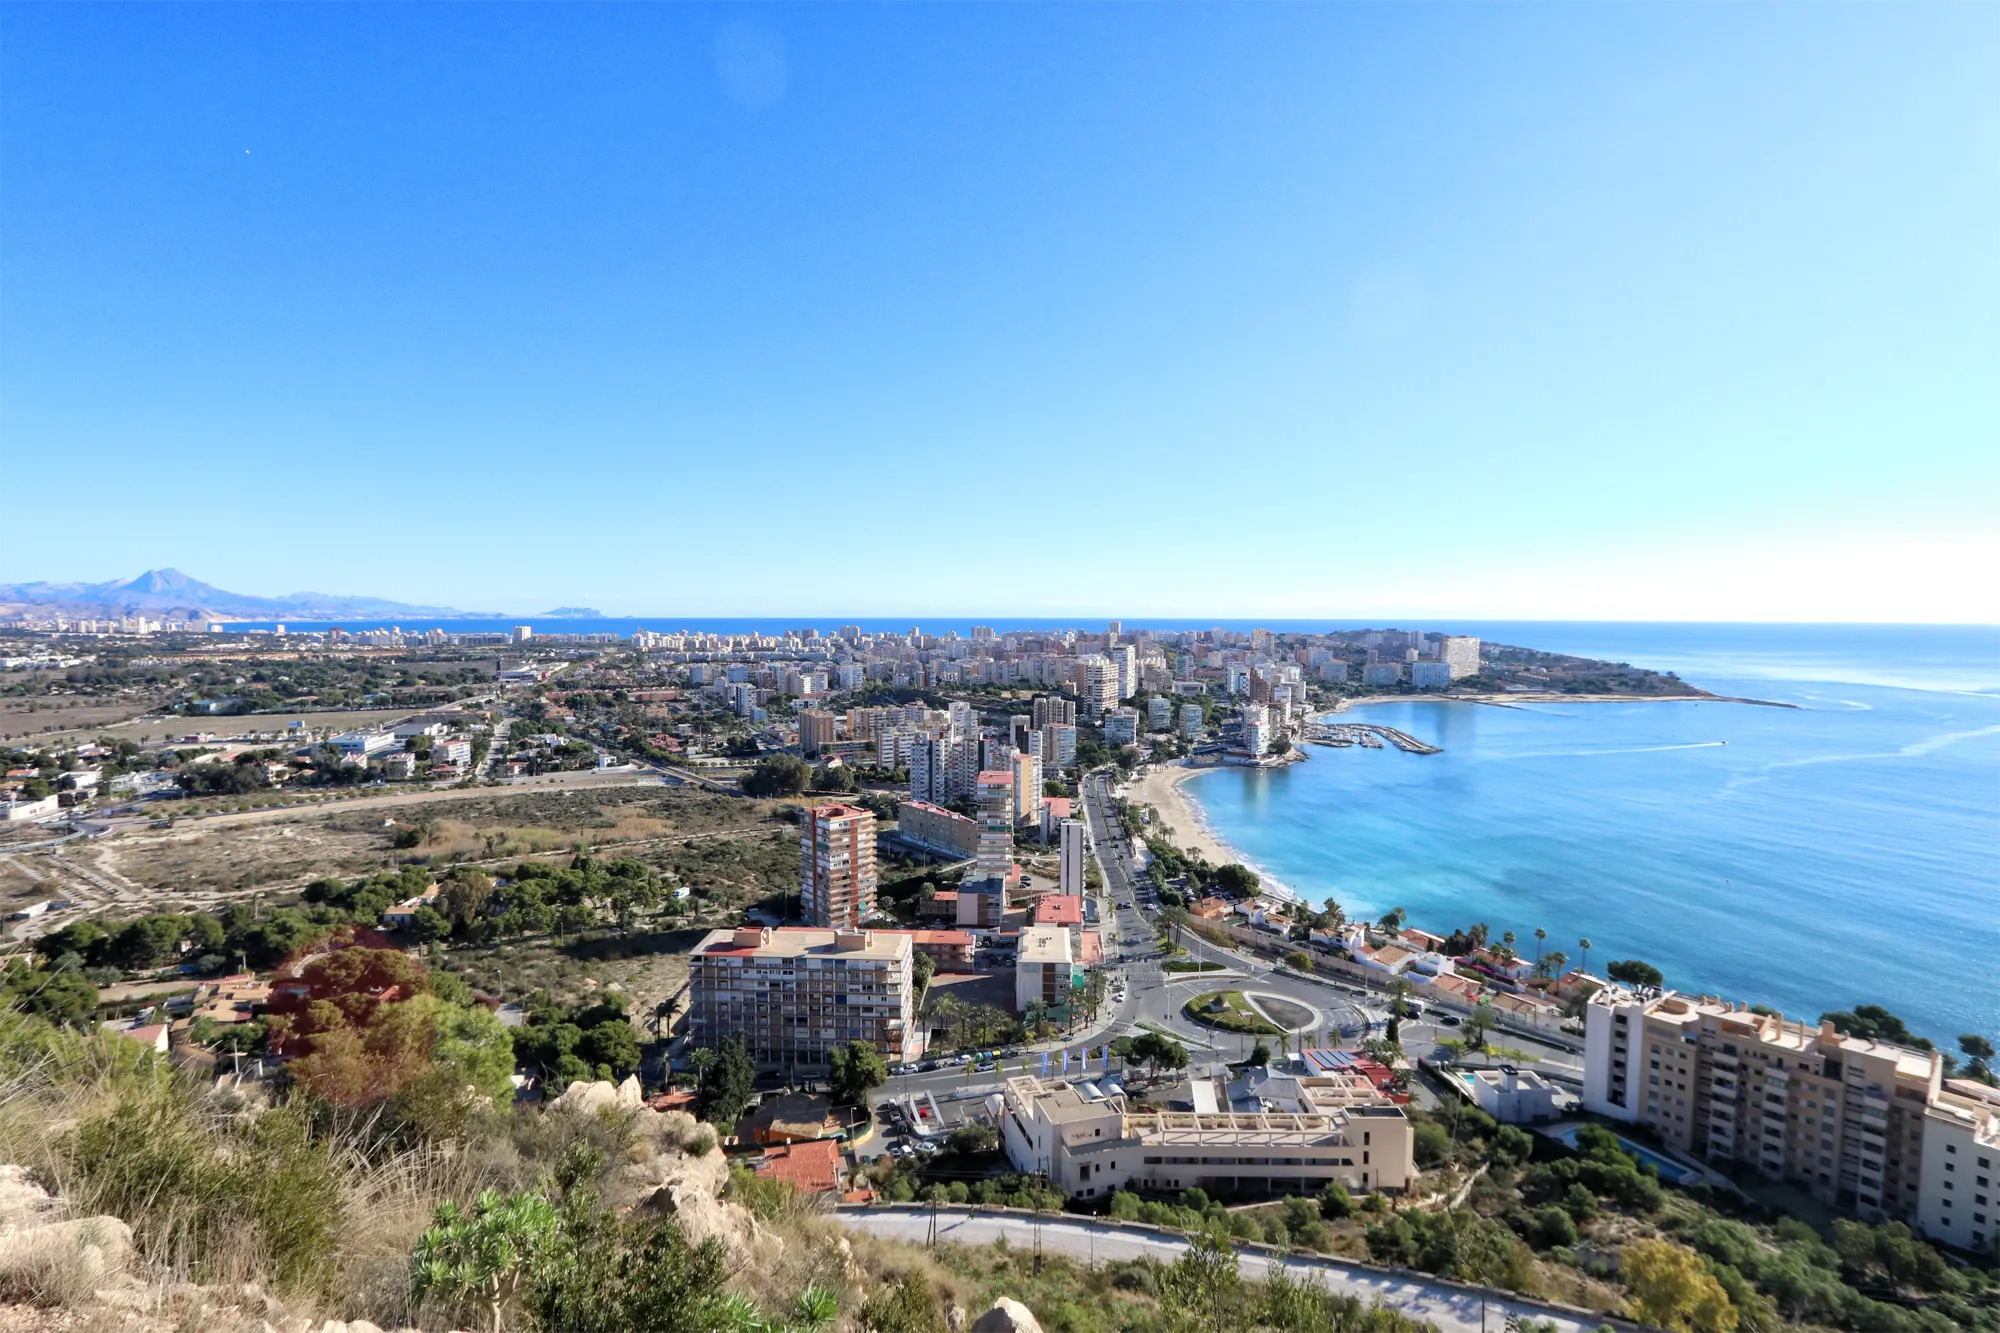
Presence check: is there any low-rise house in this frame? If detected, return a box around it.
[381,886,440,929]
[744,1092,842,1145]
[753,1138,847,1196]
[1464,1066,1564,1123]
[1188,897,1233,921]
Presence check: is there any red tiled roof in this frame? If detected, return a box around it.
[756,1138,843,1194]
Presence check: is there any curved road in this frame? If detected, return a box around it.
[834,1206,1625,1333]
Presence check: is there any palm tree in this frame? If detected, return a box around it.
[688,1045,716,1093]
[1579,938,1592,977]
[1544,949,1569,981]
[1534,927,1546,961]
[1502,930,1516,953]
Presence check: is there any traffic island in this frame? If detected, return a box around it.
[1181,989,1282,1036]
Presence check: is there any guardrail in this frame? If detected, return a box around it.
[835,1201,1656,1331]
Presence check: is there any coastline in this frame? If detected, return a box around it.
[1125,762,1304,904]
[1325,690,1795,711]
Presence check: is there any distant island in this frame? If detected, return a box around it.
[539,607,606,618]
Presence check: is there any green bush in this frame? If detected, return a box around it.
[69,1088,343,1295]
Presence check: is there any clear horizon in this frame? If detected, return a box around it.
[4,5,1996,622]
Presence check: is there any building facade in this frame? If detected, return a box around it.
[1584,988,1942,1223]
[999,1073,1414,1201]
[897,800,979,858]
[1441,635,1480,679]
[800,803,877,930]
[687,926,914,1069]
[1059,818,1089,895]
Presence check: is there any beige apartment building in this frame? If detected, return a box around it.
[1585,988,1942,1222]
[1000,1072,1414,1201]
[800,802,876,930]
[686,926,914,1070]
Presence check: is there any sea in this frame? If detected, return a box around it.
[1179,623,2000,1048]
[237,614,1997,1045]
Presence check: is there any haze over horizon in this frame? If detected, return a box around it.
[4,5,1996,623]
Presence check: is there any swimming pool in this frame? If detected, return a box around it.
[1542,1123,1705,1186]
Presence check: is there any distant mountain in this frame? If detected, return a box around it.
[539,606,605,618]
[0,568,498,621]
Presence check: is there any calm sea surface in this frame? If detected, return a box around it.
[1182,624,2000,1047]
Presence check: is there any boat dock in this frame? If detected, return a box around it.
[1303,721,1441,755]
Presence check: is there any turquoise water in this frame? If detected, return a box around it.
[1184,624,2000,1047]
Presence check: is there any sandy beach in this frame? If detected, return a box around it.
[1123,763,1236,866]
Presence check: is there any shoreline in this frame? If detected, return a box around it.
[1325,690,1795,711]
[1125,763,1306,905]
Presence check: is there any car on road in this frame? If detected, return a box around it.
[1439,1015,1462,1027]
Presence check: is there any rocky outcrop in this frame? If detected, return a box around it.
[0,1163,134,1294]
[970,1296,1046,1333]
[547,1075,645,1116]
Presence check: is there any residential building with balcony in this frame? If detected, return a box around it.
[800,803,877,930]
[687,926,915,1070]
[1583,987,1942,1222]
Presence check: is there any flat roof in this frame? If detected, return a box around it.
[1017,927,1072,964]
[698,927,911,961]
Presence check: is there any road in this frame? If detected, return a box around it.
[834,1207,1618,1333]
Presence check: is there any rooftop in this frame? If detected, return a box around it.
[695,926,912,962]
[1017,927,1072,965]
[1032,895,1083,925]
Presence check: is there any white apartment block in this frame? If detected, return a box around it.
[1103,707,1139,746]
[1410,661,1452,690]
[1032,694,1078,729]
[687,926,914,1069]
[1441,635,1480,679]
[1179,703,1205,738]
[1076,656,1119,720]
[800,803,878,930]
[999,1072,1414,1202]
[1917,1082,2000,1253]
[1240,703,1269,757]
[1148,695,1175,730]
[1584,988,1943,1223]
[1016,926,1077,1014]
[1042,723,1077,769]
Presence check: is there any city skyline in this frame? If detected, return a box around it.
[5,5,1996,623]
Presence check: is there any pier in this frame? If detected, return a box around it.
[1303,721,1442,754]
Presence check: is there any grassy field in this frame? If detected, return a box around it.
[1182,989,1281,1035]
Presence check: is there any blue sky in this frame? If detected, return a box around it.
[4,4,1996,621]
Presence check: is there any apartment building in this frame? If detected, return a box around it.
[1041,723,1077,769]
[909,734,978,806]
[1410,662,1452,691]
[1148,695,1175,731]
[798,709,837,757]
[1016,926,1077,1014]
[974,770,1016,880]
[1013,749,1043,826]
[1917,1081,2000,1253]
[1000,1072,1414,1201]
[686,925,914,1069]
[799,803,878,930]
[1179,703,1205,738]
[1584,988,1942,1221]
[1240,703,1270,757]
[1441,635,1481,680]
[897,800,979,858]
[1075,656,1119,720]
[1104,707,1140,746]
[1032,694,1078,730]
[1059,818,1089,895]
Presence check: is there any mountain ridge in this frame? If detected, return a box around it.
[0,568,500,621]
